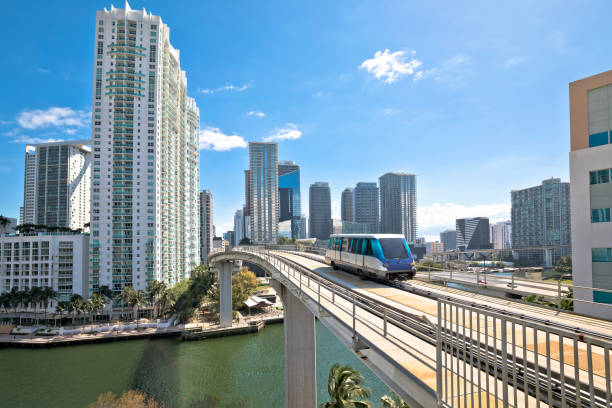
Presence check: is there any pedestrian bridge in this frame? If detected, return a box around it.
[209,247,612,408]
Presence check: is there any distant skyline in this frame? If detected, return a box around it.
[0,1,608,241]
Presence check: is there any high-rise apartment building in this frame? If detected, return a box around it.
[249,142,278,243]
[490,220,512,250]
[19,141,91,230]
[234,208,244,246]
[244,170,252,217]
[456,217,491,250]
[20,146,38,225]
[440,229,456,251]
[200,190,213,265]
[309,182,331,241]
[379,172,417,242]
[511,178,570,265]
[90,3,200,294]
[341,188,354,222]
[569,70,612,318]
[354,182,379,233]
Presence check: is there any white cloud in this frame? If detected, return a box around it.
[418,202,510,232]
[413,54,472,88]
[263,123,302,142]
[17,107,89,129]
[360,49,423,84]
[36,67,51,73]
[246,111,266,118]
[504,56,526,68]
[199,127,247,151]
[10,136,64,144]
[198,83,252,94]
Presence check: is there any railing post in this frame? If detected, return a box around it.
[383,309,387,337]
[318,281,321,314]
[511,271,515,290]
[436,300,442,405]
[557,280,562,309]
[501,317,509,407]
[352,296,356,337]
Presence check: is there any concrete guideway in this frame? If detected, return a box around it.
[211,248,612,408]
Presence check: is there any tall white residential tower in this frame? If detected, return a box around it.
[90,3,200,295]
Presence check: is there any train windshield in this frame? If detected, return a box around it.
[379,238,409,259]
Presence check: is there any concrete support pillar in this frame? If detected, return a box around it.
[274,281,317,408]
[218,261,233,328]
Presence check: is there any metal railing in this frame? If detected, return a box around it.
[437,298,612,408]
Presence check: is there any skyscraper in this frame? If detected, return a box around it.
[440,229,456,251]
[90,3,200,294]
[249,142,278,243]
[569,70,612,318]
[234,208,244,245]
[278,161,301,239]
[456,217,491,250]
[353,182,379,233]
[200,190,213,265]
[309,182,331,241]
[20,141,91,230]
[511,178,570,264]
[341,188,353,222]
[490,220,512,250]
[20,146,37,225]
[379,172,417,242]
[244,170,252,217]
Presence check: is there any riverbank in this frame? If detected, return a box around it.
[0,314,285,348]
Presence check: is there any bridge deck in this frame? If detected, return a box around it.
[275,251,612,404]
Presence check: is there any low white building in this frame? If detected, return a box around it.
[0,232,89,309]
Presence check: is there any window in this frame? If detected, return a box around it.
[589,132,609,148]
[364,239,373,256]
[590,169,610,185]
[592,248,612,262]
[352,239,362,254]
[379,238,409,259]
[592,208,611,223]
[341,238,349,252]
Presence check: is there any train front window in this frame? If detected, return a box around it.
[379,238,408,259]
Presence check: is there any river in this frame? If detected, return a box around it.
[0,322,391,407]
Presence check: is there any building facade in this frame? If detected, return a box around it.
[19,141,91,230]
[200,190,213,265]
[244,170,252,217]
[456,217,491,250]
[309,182,331,241]
[234,209,244,245]
[20,146,38,225]
[341,188,354,222]
[379,172,417,242]
[278,161,302,239]
[89,3,201,294]
[569,70,612,318]
[490,220,512,250]
[0,233,89,307]
[249,142,278,243]
[426,241,444,254]
[329,219,373,235]
[440,229,456,251]
[353,182,379,233]
[511,178,570,265]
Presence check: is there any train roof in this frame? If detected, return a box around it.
[329,233,407,239]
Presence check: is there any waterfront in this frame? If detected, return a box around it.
[0,321,389,407]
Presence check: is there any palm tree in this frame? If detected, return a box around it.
[0,293,10,318]
[97,285,114,321]
[20,288,32,325]
[55,301,69,327]
[41,287,58,327]
[320,364,371,408]
[8,288,22,325]
[129,290,147,329]
[156,289,174,319]
[90,294,107,325]
[30,286,43,325]
[380,391,409,408]
[117,286,137,322]
[69,294,85,326]
[146,281,167,318]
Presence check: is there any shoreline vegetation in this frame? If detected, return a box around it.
[87,363,410,408]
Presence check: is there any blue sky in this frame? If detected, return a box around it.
[0,1,610,240]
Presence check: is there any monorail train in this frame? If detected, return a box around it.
[325,234,416,280]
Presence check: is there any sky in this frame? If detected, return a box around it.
[0,0,611,241]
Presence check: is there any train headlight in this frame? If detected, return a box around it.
[410,261,415,267]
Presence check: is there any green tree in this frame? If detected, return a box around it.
[55,301,69,326]
[147,280,167,318]
[0,215,10,228]
[96,285,114,321]
[89,390,162,408]
[553,255,572,278]
[116,286,137,321]
[90,293,107,325]
[380,391,409,408]
[0,293,10,317]
[129,290,147,329]
[8,287,22,325]
[231,267,258,310]
[41,286,58,327]
[172,266,217,323]
[69,294,86,326]
[320,363,372,408]
[30,286,43,324]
